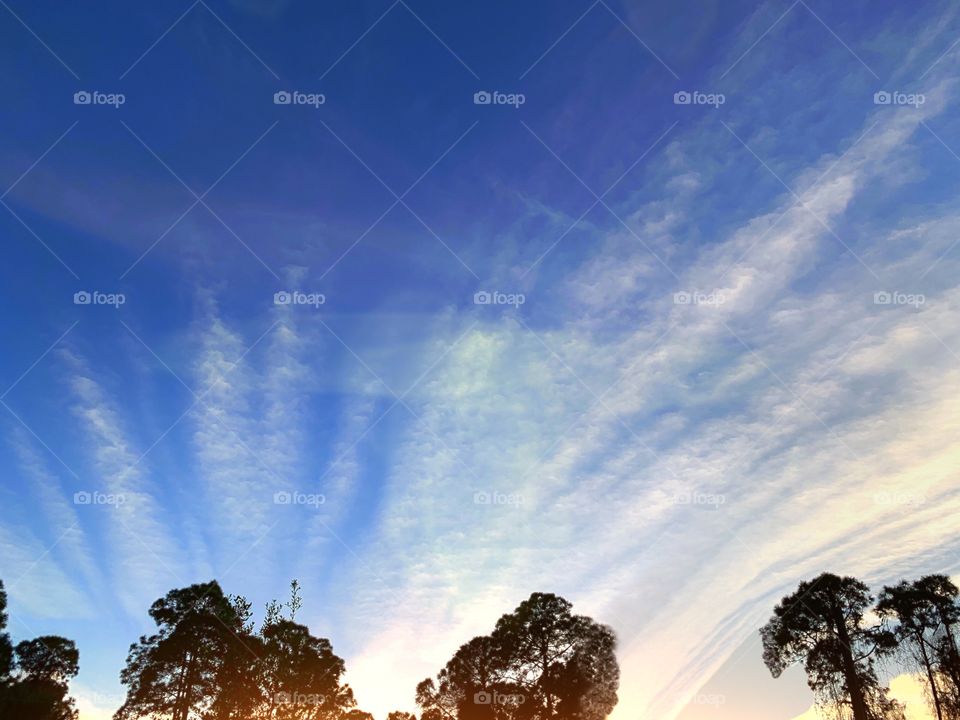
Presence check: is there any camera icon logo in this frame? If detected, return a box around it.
[473,491,491,505]
[474,692,492,705]
[473,291,492,305]
[673,291,691,305]
[73,491,92,505]
[274,91,292,105]
[673,91,692,105]
[874,291,892,305]
[74,291,92,305]
[873,91,892,105]
[74,91,92,105]
[273,491,292,505]
[474,91,492,105]
[274,291,292,305]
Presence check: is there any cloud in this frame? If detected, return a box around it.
[6,427,102,598]
[60,349,186,618]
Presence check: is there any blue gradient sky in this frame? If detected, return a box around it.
[2,1,960,718]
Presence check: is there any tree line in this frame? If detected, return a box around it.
[8,569,957,720]
[0,578,619,720]
[762,572,960,720]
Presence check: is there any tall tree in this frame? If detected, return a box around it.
[259,618,353,720]
[878,578,947,719]
[0,579,80,720]
[878,576,960,720]
[0,579,12,681]
[117,579,361,720]
[205,593,265,720]
[417,592,619,720]
[114,581,249,720]
[761,573,899,720]
[387,711,418,720]
[4,637,80,720]
[918,576,960,712]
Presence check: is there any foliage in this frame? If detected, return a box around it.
[417,592,619,720]
[0,580,80,720]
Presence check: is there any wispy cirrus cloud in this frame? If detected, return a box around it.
[60,349,186,618]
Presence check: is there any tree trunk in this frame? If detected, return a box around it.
[917,630,944,720]
[175,650,197,720]
[542,640,553,718]
[173,653,190,720]
[941,621,960,701]
[833,608,869,720]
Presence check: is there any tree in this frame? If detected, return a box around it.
[387,711,418,720]
[878,578,948,719]
[117,579,361,720]
[3,637,80,720]
[0,579,13,680]
[878,576,960,720]
[491,594,618,720]
[259,618,353,720]
[114,581,250,720]
[916,576,960,713]
[342,711,375,720]
[0,579,80,720]
[761,573,899,720]
[417,593,619,720]
[205,594,265,720]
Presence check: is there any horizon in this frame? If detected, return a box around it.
[2,1,960,719]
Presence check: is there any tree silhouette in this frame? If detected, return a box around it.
[387,711,417,720]
[761,573,901,720]
[0,579,12,681]
[116,579,365,720]
[114,581,250,720]
[878,576,960,720]
[0,580,80,720]
[258,618,354,720]
[205,592,265,720]
[417,592,618,720]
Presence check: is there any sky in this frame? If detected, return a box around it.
[1,0,960,719]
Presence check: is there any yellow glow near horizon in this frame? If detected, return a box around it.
[789,674,936,720]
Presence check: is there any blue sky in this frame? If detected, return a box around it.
[2,1,960,718]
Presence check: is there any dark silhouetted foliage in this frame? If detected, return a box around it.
[877,575,960,720]
[417,592,619,720]
[115,579,362,720]
[761,573,903,720]
[0,580,80,720]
